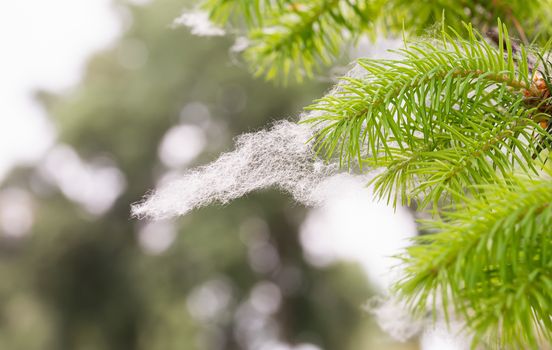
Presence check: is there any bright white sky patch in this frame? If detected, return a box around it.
[39,145,126,216]
[137,219,177,255]
[250,281,282,315]
[421,326,468,350]
[158,124,207,168]
[0,187,34,238]
[299,174,417,291]
[0,0,120,180]
[186,277,233,322]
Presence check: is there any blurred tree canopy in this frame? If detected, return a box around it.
[0,0,417,349]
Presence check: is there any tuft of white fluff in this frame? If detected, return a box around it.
[132,121,337,219]
[132,64,369,219]
[173,10,225,36]
[138,37,408,220]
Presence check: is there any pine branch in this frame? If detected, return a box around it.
[197,0,552,82]
[202,0,380,81]
[201,0,288,27]
[371,103,548,209]
[305,22,552,208]
[384,0,552,42]
[396,175,552,349]
[243,1,379,82]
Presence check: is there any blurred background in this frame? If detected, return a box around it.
[0,0,449,349]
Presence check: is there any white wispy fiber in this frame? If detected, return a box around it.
[132,120,339,219]
[172,10,225,36]
[132,63,368,219]
[139,33,407,220]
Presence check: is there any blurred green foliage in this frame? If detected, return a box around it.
[0,0,418,349]
[202,0,552,82]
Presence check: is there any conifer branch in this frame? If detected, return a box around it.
[305,22,552,208]
[241,0,378,81]
[396,175,552,348]
[198,0,552,81]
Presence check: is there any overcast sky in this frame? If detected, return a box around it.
[0,0,121,179]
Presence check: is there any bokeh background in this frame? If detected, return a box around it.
[0,1,455,349]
